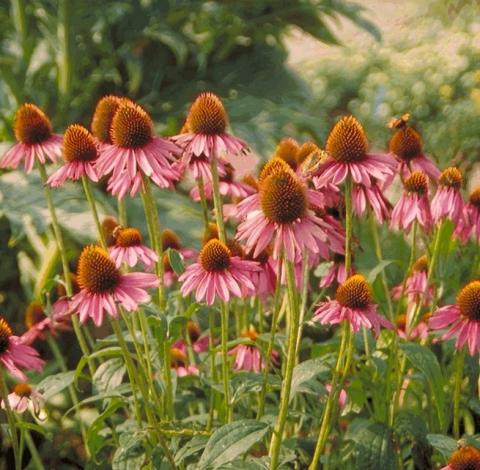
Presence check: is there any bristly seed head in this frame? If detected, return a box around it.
[0,317,13,353]
[162,229,181,251]
[326,115,368,163]
[14,103,52,145]
[91,95,124,144]
[25,302,46,329]
[260,169,307,224]
[111,102,153,148]
[114,227,143,247]
[186,92,227,135]
[63,124,98,163]
[242,174,259,191]
[170,347,187,367]
[13,383,32,397]
[412,255,428,272]
[404,171,428,195]
[297,141,321,165]
[448,445,480,470]
[396,314,407,331]
[77,245,120,294]
[202,223,219,246]
[199,239,231,272]
[187,320,200,342]
[470,188,480,209]
[258,158,292,185]
[336,274,373,310]
[458,281,480,322]
[439,167,463,190]
[389,126,423,161]
[242,326,258,341]
[274,138,300,170]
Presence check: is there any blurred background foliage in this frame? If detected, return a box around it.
[0,0,479,320]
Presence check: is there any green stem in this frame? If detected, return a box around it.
[38,164,95,377]
[141,177,165,308]
[370,212,393,320]
[268,260,300,469]
[220,302,232,423]
[57,0,72,97]
[11,0,28,60]
[117,198,127,226]
[81,176,106,248]
[207,309,218,431]
[24,429,46,470]
[453,349,466,439]
[295,251,310,358]
[210,157,226,243]
[196,176,210,232]
[344,177,353,275]
[0,368,20,470]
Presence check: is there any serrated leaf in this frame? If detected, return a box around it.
[36,371,74,401]
[167,248,185,275]
[112,432,145,470]
[290,357,330,399]
[426,434,457,458]
[354,423,397,470]
[93,358,126,394]
[168,315,188,340]
[198,420,270,469]
[367,260,396,284]
[400,343,446,430]
[174,435,209,465]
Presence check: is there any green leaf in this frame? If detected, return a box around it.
[167,248,185,275]
[93,358,126,394]
[198,420,270,469]
[367,260,396,284]
[175,435,210,465]
[112,432,145,470]
[290,357,330,399]
[353,423,397,470]
[15,421,50,439]
[36,371,74,401]
[426,434,457,458]
[168,315,188,340]
[400,343,446,430]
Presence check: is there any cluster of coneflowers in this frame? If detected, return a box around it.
[0,94,479,469]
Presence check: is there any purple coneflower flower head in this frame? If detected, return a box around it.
[179,239,259,305]
[236,163,344,262]
[0,103,62,173]
[457,187,480,243]
[431,167,465,225]
[0,317,44,381]
[429,280,480,355]
[172,92,248,164]
[390,171,432,233]
[314,116,396,187]
[387,113,440,182]
[95,100,180,198]
[69,245,159,326]
[313,274,393,335]
[170,347,199,377]
[47,124,99,186]
[319,254,350,289]
[109,226,158,269]
[352,182,391,224]
[440,445,480,470]
[1,383,43,415]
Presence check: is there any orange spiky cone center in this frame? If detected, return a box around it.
[114,227,143,247]
[274,138,300,170]
[326,116,368,163]
[412,255,428,272]
[199,239,231,272]
[458,281,480,322]
[13,383,32,397]
[258,157,291,185]
[91,95,124,144]
[186,92,227,135]
[448,445,480,470]
[0,317,13,353]
[389,126,423,161]
[77,246,120,294]
[14,103,52,145]
[404,171,428,195]
[336,274,373,310]
[63,124,98,162]
[110,102,153,148]
[162,229,181,250]
[102,217,120,247]
[439,167,463,190]
[469,188,480,209]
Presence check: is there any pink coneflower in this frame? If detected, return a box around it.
[180,151,227,184]
[352,182,391,223]
[273,138,326,176]
[179,239,259,305]
[0,103,62,173]
[431,167,465,225]
[396,313,430,341]
[0,317,44,381]
[21,301,70,346]
[313,274,393,335]
[429,280,480,355]
[172,92,248,165]
[173,321,209,354]
[319,254,349,288]
[440,445,480,470]
[390,171,432,233]
[236,165,344,262]
[69,245,159,326]
[388,114,440,181]
[47,124,99,186]
[248,248,277,299]
[91,95,125,148]
[314,116,396,187]
[1,383,43,414]
[190,163,256,201]
[109,226,158,269]
[391,255,434,306]
[228,327,278,373]
[162,229,196,287]
[458,187,480,243]
[170,347,199,377]
[95,100,180,198]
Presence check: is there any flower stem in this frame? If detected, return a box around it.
[220,301,232,423]
[268,260,300,469]
[140,176,165,308]
[210,157,226,243]
[24,429,46,470]
[0,367,20,470]
[117,198,127,226]
[207,309,218,430]
[81,176,106,248]
[344,176,353,275]
[453,349,466,438]
[37,164,95,377]
[369,212,393,320]
[196,176,210,232]
[57,0,72,98]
